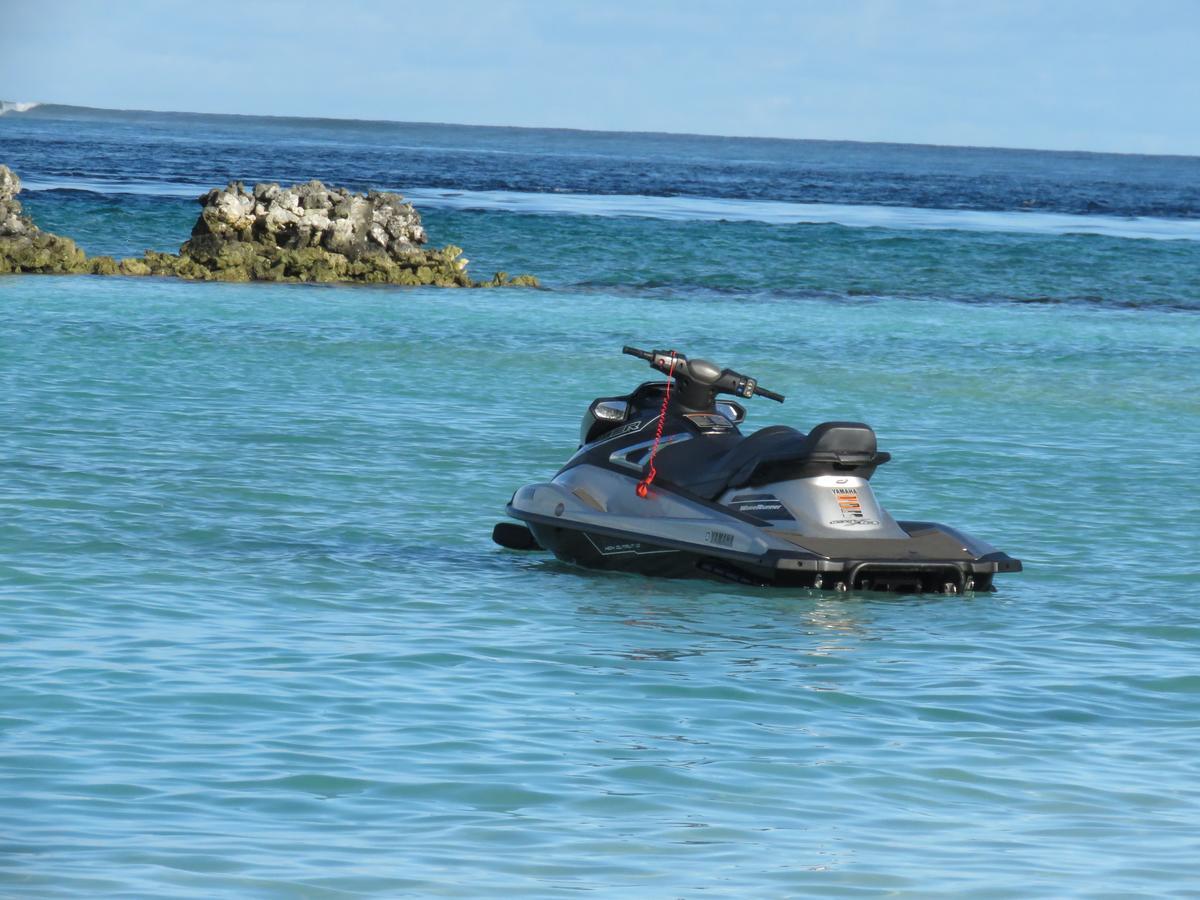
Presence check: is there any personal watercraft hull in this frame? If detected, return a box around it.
[504,466,1021,593]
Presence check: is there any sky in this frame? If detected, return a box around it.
[2,0,1198,155]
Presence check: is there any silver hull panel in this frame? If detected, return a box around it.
[507,465,1021,592]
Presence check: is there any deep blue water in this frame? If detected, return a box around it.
[6,103,1200,218]
[2,104,1199,897]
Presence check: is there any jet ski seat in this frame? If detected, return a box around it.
[667,421,890,500]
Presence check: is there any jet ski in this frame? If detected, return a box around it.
[493,346,1021,594]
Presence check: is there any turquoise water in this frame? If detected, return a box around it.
[3,105,1200,896]
[3,276,1199,897]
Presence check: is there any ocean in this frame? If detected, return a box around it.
[2,103,1199,897]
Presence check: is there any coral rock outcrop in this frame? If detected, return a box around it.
[0,164,91,274]
[0,165,538,287]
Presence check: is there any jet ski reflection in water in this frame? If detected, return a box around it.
[494,346,1021,594]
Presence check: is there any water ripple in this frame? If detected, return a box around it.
[2,272,1198,896]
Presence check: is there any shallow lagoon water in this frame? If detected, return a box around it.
[2,107,1200,896]
[3,276,1199,897]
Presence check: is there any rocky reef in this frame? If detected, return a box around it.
[0,165,93,274]
[0,165,537,287]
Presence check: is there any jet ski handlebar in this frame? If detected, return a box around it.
[621,346,785,405]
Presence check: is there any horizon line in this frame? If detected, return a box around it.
[6,99,1198,163]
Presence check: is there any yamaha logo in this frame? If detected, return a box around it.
[705,530,734,547]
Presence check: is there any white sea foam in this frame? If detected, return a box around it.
[17,176,1200,242]
[0,100,41,115]
[20,177,206,196]
[404,188,1200,242]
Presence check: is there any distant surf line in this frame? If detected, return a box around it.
[0,100,42,115]
[19,176,1200,243]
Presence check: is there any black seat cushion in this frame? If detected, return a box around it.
[661,426,806,499]
[795,421,877,462]
[745,421,887,489]
[662,421,888,500]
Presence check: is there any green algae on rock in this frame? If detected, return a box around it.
[0,165,91,275]
[0,165,538,287]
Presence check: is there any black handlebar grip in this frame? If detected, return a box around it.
[755,386,786,403]
[622,346,653,361]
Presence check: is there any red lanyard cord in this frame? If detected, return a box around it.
[636,351,677,498]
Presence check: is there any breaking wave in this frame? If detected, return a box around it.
[17,174,1200,243]
[404,188,1200,242]
[0,100,41,116]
